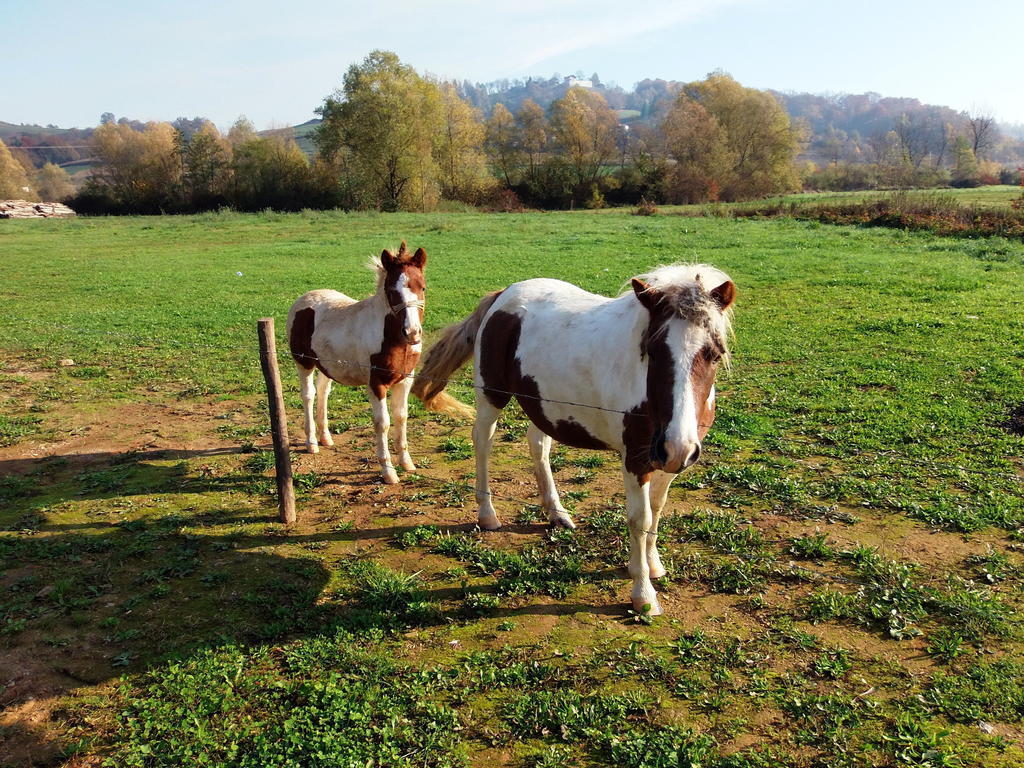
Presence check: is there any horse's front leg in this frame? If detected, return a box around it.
[623,468,661,616]
[390,375,416,472]
[527,424,574,529]
[315,371,334,447]
[473,399,502,530]
[646,470,677,579]
[368,386,399,484]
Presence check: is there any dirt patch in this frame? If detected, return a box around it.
[1002,402,1024,437]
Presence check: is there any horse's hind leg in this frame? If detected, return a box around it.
[527,424,574,529]
[368,386,399,484]
[297,364,319,453]
[315,371,334,447]
[646,470,675,579]
[390,376,415,471]
[473,399,502,530]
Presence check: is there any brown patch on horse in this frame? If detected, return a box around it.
[369,299,421,399]
[621,402,654,484]
[289,307,317,371]
[691,344,722,440]
[479,310,608,450]
[623,280,679,480]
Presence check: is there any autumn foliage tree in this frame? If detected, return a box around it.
[35,163,75,202]
[549,86,619,189]
[315,50,446,210]
[664,73,802,202]
[436,81,493,203]
[0,139,34,199]
[89,121,181,210]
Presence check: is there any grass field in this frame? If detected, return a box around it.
[1,209,1024,767]
[634,185,1022,217]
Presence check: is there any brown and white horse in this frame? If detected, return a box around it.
[287,242,439,484]
[413,264,735,614]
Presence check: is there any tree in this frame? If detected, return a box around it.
[661,98,735,203]
[967,111,997,161]
[90,121,181,210]
[435,81,492,202]
[485,102,520,186]
[314,50,444,210]
[549,86,619,189]
[516,99,548,184]
[231,133,312,210]
[951,135,980,187]
[36,163,75,201]
[0,139,33,199]
[227,116,257,146]
[180,121,231,205]
[676,73,802,200]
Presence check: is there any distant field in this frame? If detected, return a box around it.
[759,185,1022,209]
[2,210,1024,766]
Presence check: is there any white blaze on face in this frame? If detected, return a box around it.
[661,318,704,471]
[707,385,716,411]
[394,272,422,341]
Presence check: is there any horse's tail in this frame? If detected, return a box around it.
[412,290,502,418]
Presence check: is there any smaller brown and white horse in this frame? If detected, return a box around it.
[413,264,735,615]
[287,242,444,484]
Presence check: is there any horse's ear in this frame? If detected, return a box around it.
[381,249,396,269]
[410,246,427,269]
[397,240,409,257]
[632,278,658,311]
[709,280,736,311]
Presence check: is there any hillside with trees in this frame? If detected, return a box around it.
[2,54,1022,212]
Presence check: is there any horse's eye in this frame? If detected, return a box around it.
[702,346,722,364]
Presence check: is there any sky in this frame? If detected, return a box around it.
[6,0,1024,131]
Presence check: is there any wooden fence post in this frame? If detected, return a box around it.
[257,317,296,525]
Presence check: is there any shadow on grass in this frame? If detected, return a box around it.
[0,443,640,765]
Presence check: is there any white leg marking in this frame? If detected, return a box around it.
[623,469,662,615]
[298,365,318,453]
[647,470,676,579]
[390,376,416,471]
[473,398,502,530]
[527,424,574,529]
[315,372,334,447]
[369,387,399,484]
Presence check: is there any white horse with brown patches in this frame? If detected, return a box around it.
[288,242,448,484]
[413,264,735,615]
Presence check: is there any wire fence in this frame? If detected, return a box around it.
[3,318,1022,485]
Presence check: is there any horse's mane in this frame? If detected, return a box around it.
[365,241,411,294]
[627,263,734,362]
[366,257,387,294]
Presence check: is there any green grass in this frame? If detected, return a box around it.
[2,209,1024,766]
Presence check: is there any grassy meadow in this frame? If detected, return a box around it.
[1,209,1024,767]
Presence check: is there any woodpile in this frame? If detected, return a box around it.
[0,200,76,219]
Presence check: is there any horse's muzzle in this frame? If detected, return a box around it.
[650,426,701,474]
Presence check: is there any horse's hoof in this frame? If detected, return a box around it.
[649,563,667,579]
[549,513,576,530]
[382,468,400,484]
[478,515,502,531]
[319,434,334,447]
[306,443,319,454]
[631,595,663,617]
[399,457,416,472]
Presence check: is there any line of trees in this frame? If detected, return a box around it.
[15,52,803,213]
[13,51,1018,214]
